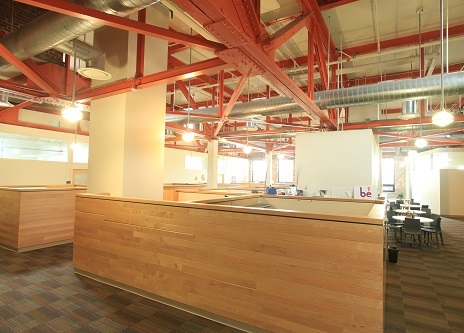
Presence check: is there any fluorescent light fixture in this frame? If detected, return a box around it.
[62,103,83,122]
[414,138,428,148]
[182,131,195,142]
[432,110,454,127]
[243,145,252,154]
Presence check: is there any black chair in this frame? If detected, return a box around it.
[422,208,431,218]
[422,215,443,248]
[421,204,429,209]
[386,210,403,241]
[389,203,400,211]
[397,199,404,204]
[402,217,422,248]
[410,206,420,211]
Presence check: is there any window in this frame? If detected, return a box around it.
[381,158,395,192]
[0,132,68,162]
[185,155,204,170]
[278,159,294,183]
[252,160,266,182]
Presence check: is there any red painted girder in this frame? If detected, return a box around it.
[218,128,304,139]
[218,70,224,115]
[224,139,267,152]
[313,26,329,90]
[77,58,230,102]
[233,0,266,41]
[16,0,225,52]
[343,23,464,58]
[214,72,250,136]
[165,122,209,139]
[176,80,199,109]
[0,44,60,97]
[344,115,464,130]
[135,9,146,78]
[263,14,311,53]
[308,24,315,99]
[318,0,361,10]
[169,55,248,102]
[0,80,48,98]
[297,0,337,60]
[174,0,335,128]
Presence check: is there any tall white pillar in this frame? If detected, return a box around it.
[207,140,218,188]
[87,5,169,199]
[265,152,273,187]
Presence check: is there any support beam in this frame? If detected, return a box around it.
[16,0,225,52]
[214,72,250,136]
[263,14,311,53]
[176,80,198,109]
[0,44,60,97]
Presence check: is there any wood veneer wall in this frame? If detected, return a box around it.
[74,195,385,333]
[0,188,85,251]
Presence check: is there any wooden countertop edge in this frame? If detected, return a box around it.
[0,186,86,192]
[77,193,384,226]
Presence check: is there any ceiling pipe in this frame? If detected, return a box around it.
[0,0,161,71]
[167,72,464,124]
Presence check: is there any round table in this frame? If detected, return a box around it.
[400,204,421,209]
[394,209,425,215]
[392,215,433,224]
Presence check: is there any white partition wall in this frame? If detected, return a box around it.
[295,129,380,197]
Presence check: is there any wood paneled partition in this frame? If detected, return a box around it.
[74,194,385,333]
[0,186,86,251]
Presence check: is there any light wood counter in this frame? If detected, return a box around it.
[74,194,386,332]
[0,186,86,252]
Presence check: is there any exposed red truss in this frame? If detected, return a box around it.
[135,9,146,78]
[318,0,361,10]
[0,44,60,97]
[344,115,464,130]
[176,80,198,109]
[16,0,225,52]
[77,58,230,102]
[263,14,311,53]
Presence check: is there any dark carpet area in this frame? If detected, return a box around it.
[1,217,463,332]
[0,244,244,333]
[385,217,464,333]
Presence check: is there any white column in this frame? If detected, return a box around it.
[207,140,218,188]
[87,5,169,199]
[265,152,273,187]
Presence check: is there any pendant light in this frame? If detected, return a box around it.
[62,40,83,123]
[277,133,284,160]
[243,121,252,154]
[183,32,195,143]
[432,0,454,127]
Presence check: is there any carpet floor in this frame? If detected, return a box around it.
[0,217,463,332]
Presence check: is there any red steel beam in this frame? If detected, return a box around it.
[0,80,48,98]
[16,0,225,52]
[0,44,60,97]
[307,23,315,99]
[344,115,464,130]
[319,0,361,10]
[176,80,199,109]
[77,58,230,102]
[263,14,311,53]
[135,9,146,78]
[343,23,464,58]
[214,72,250,136]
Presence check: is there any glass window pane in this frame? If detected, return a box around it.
[252,160,266,182]
[278,159,294,183]
[0,132,68,162]
[72,143,89,163]
[381,158,395,192]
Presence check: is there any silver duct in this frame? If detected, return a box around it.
[168,72,464,124]
[53,40,109,79]
[0,0,161,70]
[399,100,419,120]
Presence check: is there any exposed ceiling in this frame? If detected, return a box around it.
[1,0,464,159]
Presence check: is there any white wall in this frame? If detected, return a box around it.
[0,123,88,186]
[295,129,379,197]
[440,169,464,216]
[164,148,208,184]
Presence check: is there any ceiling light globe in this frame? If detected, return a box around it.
[432,110,454,127]
[414,138,428,149]
[62,104,83,122]
[277,153,284,160]
[182,131,195,143]
[243,145,252,154]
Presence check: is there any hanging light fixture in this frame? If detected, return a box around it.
[277,133,284,159]
[432,0,454,127]
[62,40,83,123]
[243,121,252,154]
[183,38,195,143]
[70,123,79,150]
[415,106,428,148]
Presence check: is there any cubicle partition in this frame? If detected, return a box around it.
[0,186,86,252]
[73,194,386,333]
